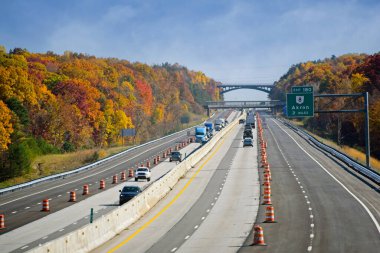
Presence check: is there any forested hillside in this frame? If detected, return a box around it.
[270,53,380,160]
[0,47,220,180]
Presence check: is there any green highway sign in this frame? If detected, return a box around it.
[291,86,313,94]
[286,93,314,117]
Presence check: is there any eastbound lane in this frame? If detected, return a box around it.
[240,115,380,253]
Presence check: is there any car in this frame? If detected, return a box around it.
[243,138,253,147]
[239,119,245,124]
[170,151,183,162]
[119,185,142,205]
[243,129,253,139]
[135,167,151,181]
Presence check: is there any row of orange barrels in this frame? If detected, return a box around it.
[0,137,195,230]
[252,113,275,246]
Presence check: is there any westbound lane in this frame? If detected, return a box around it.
[0,111,234,235]
[92,115,259,253]
[240,115,380,253]
[2,143,200,253]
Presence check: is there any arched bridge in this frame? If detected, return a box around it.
[217,84,274,95]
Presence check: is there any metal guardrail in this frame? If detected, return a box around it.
[278,119,380,185]
[0,111,224,195]
[0,124,202,195]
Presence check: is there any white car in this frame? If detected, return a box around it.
[135,167,151,182]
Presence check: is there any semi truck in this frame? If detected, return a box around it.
[195,126,208,144]
[204,122,214,138]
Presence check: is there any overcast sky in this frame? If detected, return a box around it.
[1,0,379,84]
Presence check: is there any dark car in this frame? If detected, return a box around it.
[243,138,253,147]
[170,151,183,162]
[119,185,142,205]
[243,129,253,139]
[239,119,245,124]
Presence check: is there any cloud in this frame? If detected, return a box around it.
[42,0,380,84]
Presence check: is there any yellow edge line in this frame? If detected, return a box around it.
[108,131,230,253]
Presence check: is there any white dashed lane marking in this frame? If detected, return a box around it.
[267,119,315,252]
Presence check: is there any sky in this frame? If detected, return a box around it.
[1,0,380,90]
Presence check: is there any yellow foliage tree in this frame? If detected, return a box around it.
[0,100,14,151]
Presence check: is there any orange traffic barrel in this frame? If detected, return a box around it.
[263,174,270,185]
[157,155,160,162]
[153,157,157,165]
[262,191,272,205]
[83,185,89,195]
[112,175,118,184]
[263,186,271,196]
[99,179,106,189]
[264,206,276,223]
[69,191,76,202]
[252,225,267,246]
[162,152,167,158]
[0,214,5,229]
[128,169,134,177]
[264,172,272,181]
[146,160,151,168]
[121,171,126,181]
[41,199,50,212]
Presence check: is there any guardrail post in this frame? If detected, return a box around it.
[90,208,94,223]
[364,92,371,169]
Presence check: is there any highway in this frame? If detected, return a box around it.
[239,115,380,253]
[0,111,236,251]
[92,112,259,253]
[94,114,380,253]
[1,111,380,253]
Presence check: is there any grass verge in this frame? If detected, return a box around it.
[288,119,380,173]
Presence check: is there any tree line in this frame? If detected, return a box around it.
[0,47,220,181]
[270,53,380,161]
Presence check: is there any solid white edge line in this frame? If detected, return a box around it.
[273,119,380,234]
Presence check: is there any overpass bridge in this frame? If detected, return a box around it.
[203,100,285,116]
[217,83,275,95]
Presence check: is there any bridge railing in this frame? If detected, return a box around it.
[204,100,284,108]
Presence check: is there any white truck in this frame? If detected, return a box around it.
[135,167,151,182]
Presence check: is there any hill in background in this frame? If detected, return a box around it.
[0,47,220,180]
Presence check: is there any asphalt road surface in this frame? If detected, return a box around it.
[92,116,259,253]
[239,115,380,253]
[95,114,380,253]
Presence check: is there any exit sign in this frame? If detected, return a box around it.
[291,86,313,94]
[286,92,314,117]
